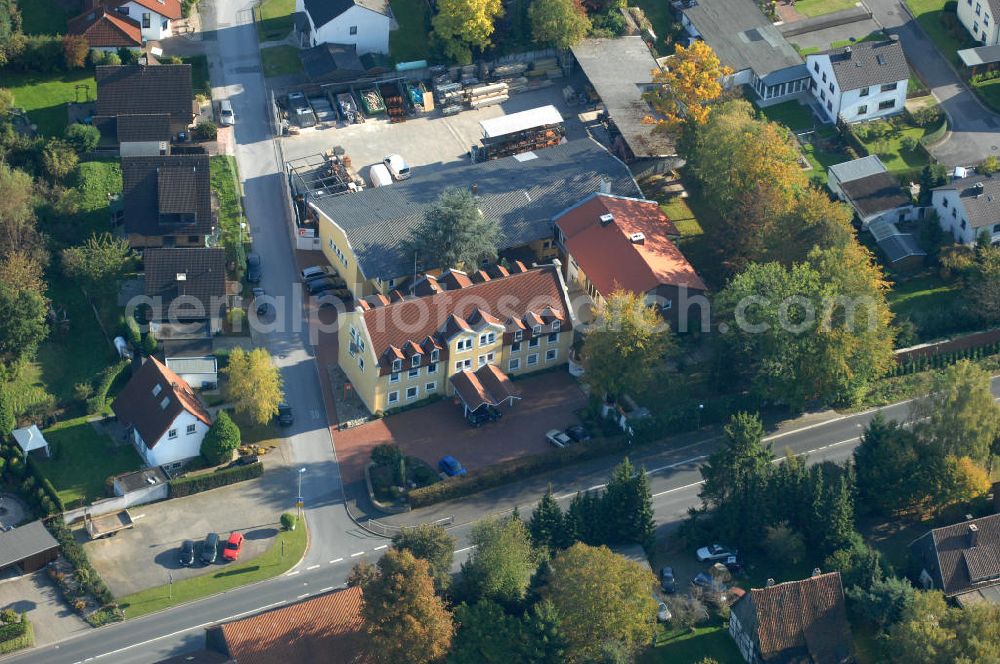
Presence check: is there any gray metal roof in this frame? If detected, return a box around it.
[681,0,803,77]
[164,356,218,375]
[958,44,1000,67]
[571,37,676,158]
[935,174,1000,229]
[310,139,640,280]
[877,233,925,264]
[0,520,58,568]
[817,40,910,92]
[828,155,887,185]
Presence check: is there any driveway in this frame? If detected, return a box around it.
[333,371,588,486]
[0,573,88,646]
[868,0,1000,166]
[85,446,296,597]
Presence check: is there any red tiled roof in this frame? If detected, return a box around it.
[217,586,369,664]
[555,194,706,296]
[450,364,522,411]
[111,357,211,447]
[361,265,572,373]
[68,7,143,47]
[105,0,182,20]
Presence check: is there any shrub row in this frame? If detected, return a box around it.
[0,444,62,516]
[168,461,263,498]
[890,340,1000,377]
[0,619,27,644]
[45,520,115,607]
[971,69,1000,85]
[86,360,130,414]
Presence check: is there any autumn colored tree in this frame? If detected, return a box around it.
[41,140,78,180]
[432,0,504,64]
[224,347,284,425]
[61,35,88,69]
[887,590,1000,663]
[391,524,456,592]
[912,360,1000,464]
[359,549,453,664]
[528,0,590,49]
[931,455,992,508]
[543,543,657,663]
[764,187,855,265]
[0,252,45,296]
[646,40,732,133]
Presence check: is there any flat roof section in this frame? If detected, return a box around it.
[480,105,564,138]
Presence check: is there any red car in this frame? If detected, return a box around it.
[222,531,244,561]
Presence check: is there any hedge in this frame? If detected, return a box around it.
[0,620,26,643]
[45,520,116,607]
[0,617,31,655]
[168,461,263,498]
[25,456,64,513]
[86,360,130,414]
[891,340,1000,377]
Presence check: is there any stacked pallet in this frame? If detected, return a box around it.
[527,58,561,80]
[380,82,407,123]
[465,82,509,109]
[492,62,528,78]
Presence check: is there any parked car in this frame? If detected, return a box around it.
[691,571,716,590]
[369,163,393,187]
[306,277,337,295]
[383,153,410,180]
[219,99,235,126]
[178,539,195,567]
[438,455,467,477]
[222,531,244,562]
[200,532,220,564]
[657,601,672,622]
[235,454,259,466]
[722,554,742,573]
[696,544,736,562]
[465,406,501,427]
[659,566,676,594]
[545,429,572,448]
[277,404,294,426]
[565,424,591,442]
[251,287,269,316]
[246,253,262,283]
[300,265,335,281]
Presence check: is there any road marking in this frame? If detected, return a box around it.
[297,593,310,599]
[286,570,300,576]
[320,586,335,592]
[374,544,388,551]
[131,513,146,520]
[306,564,320,570]
[586,484,605,491]
[350,551,365,557]
[646,455,708,475]
[455,545,477,554]
[330,557,343,564]
[652,481,704,498]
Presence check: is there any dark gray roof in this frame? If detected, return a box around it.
[122,154,214,239]
[117,114,171,143]
[818,40,909,91]
[301,43,364,83]
[914,513,1000,597]
[828,155,887,184]
[310,139,640,280]
[878,233,925,264]
[681,0,803,77]
[303,0,389,26]
[958,44,1000,67]
[935,174,1000,229]
[0,520,59,568]
[840,172,911,218]
[144,248,226,317]
[96,64,193,123]
[115,466,169,493]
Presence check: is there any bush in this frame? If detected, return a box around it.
[0,620,26,643]
[900,135,919,152]
[25,456,64,513]
[103,52,121,66]
[45,520,115,606]
[371,443,403,467]
[62,35,89,69]
[979,155,1000,175]
[201,410,241,465]
[124,314,141,348]
[42,140,79,181]
[4,35,65,73]
[193,122,218,141]
[64,124,100,153]
[141,333,158,356]
[281,512,297,530]
[86,360,129,414]
[168,461,263,498]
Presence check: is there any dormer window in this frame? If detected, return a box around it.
[411,355,420,367]
[532,324,542,336]
[391,358,402,372]
[552,321,561,332]
[513,330,523,342]
[430,349,440,362]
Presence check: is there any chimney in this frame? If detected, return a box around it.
[845,46,852,55]
[812,568,822,578]
[599,178,612,195]
[975,182,985,197]
[969,523,980,548]
[629,232,646,245]
[471,183,478,195]
[766,578,775,587]
[599,213,614,226]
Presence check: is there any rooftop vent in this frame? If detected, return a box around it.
[969,523,980,547]
[176,273,187,281]
[630,232,646,244]
[975,182,985,197]
[766,578,775,587]
[599,213,614,226]
[812,568,822,577]
[845,46,852,55]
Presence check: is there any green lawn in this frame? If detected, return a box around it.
[256,0,295,42]
[660,196,703,237]
[674,183,727,290]
[118,525,308,619]
[0,618,33,655]
[5,69,97,136]
[633,0,677,52]
[640,620,742,664]
[886,273,962,320]
[389,0,432,62]
[34,417,143,508]
[760,100,817,132]
[972,76,1000,113]
[260,45,303,78]
[210,155,243,250]
[905,0,976,66]
[794,0,860,17]
[19,0,68,35]
[182,55,211,98]
[857,125,929,175]
[801,141,851,186]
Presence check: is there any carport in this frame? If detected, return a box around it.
[450,365,522,424]
[0,520,59,573]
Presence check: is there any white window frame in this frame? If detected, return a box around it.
[430,349,440,362]
[529,337,540,348]
[513,330,523,342]
[527,353,539,366]
[186,423,197,435]
[478,352,495,367]
[427,363,437,374]
[532,324,542,335]
[391,358,402,372]
[508,358,520,371]
[411,355,420,367]
[425,381,437,393]
[511,341,521,353]
[545,348,558,362]
[552,320,560,332]
[390,372,400,383]
[168,428,177,439]
[388,391,399,404]
[405,386,419,400]
[455,359,472,371]
[408,368,420,379]
[547,332,559,343]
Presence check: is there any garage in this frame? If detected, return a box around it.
[0,520,59,574]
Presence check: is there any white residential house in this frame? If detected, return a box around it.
[295,0,392,55]
[932,174,1000,245]
[806,39,910,123]
[109,0,182,41]
[957,0,1000,45]
[111,357,213,470]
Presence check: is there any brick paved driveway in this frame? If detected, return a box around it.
[333,371,588,484]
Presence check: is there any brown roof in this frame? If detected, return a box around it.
[924,513,1000,596]
[96,64,193,125]
[555,194,706,297]
[68,7,142,47]
[216,586,368,664]
[111,357,211,447]
[117,113,172,142]
[450,364,522,411]
[104,0,182,19]
[839,172,912,219]
[736,572,854,664]
[360,264,572,374]
[144,248,227,320]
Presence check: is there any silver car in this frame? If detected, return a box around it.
[219,99,235,126]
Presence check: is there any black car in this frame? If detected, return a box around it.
[307,277,337,295]
[246,253,262,283]
[565,425,592,442]
[659,566,676,594]
[277,404,294,426]
[201,532,220,564]
[178,540,195,567]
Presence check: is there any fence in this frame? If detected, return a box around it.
[361,515,455,537]
[895,327,1000,364]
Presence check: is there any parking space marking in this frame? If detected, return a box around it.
[330,557,343,564]
[306,564,320,570]
[350,551,365,557]
[374,544,387,551]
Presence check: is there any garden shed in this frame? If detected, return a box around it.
[11,425,50,458]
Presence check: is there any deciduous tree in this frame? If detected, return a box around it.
[581,290,673,400]
[64,123,100,153]
[0,283,47,367]
[646,41,731,133]
[0,251,44,296]
[61,35,88,69]
[359,549,453,664]
[407,187,500,271]
[41,140,78,180]
[432,0,504,64]
[886,590,1000,663]
[764,187,854,265]
[391,524,456,592]
[224,347,283,425]
[0,162,47,265]
[912,360,1000,464]
[200,410,241,465]
[460,515,538,607]
[528,0,590,49]
[60,233,134,303]
[966,245,1000,325]
[543,543,657,663]
[0,386,14,438]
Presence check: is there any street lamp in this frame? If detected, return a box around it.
[240,221,247,244]
[296,467,306,518]
[697,403,704,430]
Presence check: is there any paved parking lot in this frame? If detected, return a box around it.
[333,371,588,485]
[280,81,591,181]
[85,447,297,598]
[0,572,88,646]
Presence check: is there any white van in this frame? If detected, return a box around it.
[382,154,411,180]
[369,163,394,187]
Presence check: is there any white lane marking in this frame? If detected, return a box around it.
[320,586,335,593]
[350,551,365,557]
[586,484,604,491]
[455,545,477,554]
[329,557,343,564]
[297,593,310,599]
[374,544,388,551]
[306,564,320,570]
[652,481,704,498]
[285,570,300,576]
[646,454,708,475]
